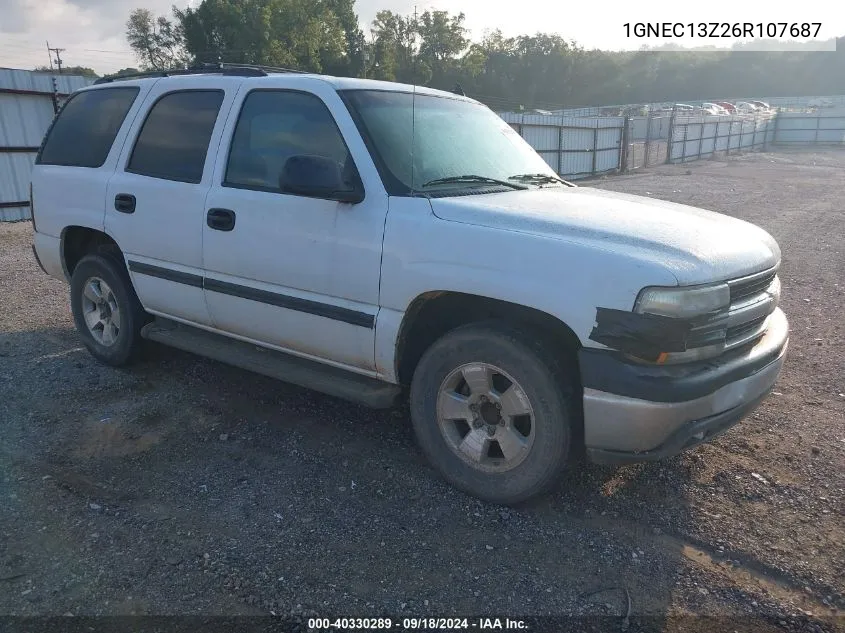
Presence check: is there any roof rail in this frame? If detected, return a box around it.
[93,62,302,85]
[220,62,309,75]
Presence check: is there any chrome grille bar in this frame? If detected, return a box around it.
[724,266,779,350]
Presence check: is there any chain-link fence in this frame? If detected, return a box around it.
[624,114,671,171]
[666,113,777,163]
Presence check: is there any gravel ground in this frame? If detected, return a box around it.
[0,149,843,631]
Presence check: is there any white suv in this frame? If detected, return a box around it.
[30,65,788,504]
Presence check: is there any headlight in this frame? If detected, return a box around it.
[634,283,730,319]
[632,283,730,364]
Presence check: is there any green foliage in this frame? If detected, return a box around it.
[113,68,141,77]
[126,8,190,70]
[174,0,361,74]
[33,65,99,78]
[367,10,416,82]
[123,2,845,109]
[95,68,142,82]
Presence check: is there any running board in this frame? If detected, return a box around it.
[140,318,401,409]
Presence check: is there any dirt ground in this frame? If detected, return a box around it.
[0,149,843,631]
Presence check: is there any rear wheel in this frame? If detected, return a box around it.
[70,253,146,366]
[410,322,574,504]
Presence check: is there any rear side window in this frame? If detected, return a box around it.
[127,90,224,184]
[37,87,139,168]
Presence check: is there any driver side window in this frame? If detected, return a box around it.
[224,90,353,193]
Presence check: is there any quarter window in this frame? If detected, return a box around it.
[225,90,353,192]
[37,87,139,168]
[127,90,224,183]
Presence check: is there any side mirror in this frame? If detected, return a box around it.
[279,155,364,204]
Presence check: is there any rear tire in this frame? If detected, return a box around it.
[410,321,574,505]
[70,253,147,367]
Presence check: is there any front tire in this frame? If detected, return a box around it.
[70,253,146,367]
[410,322,574,504]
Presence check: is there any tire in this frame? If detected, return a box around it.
[70,252,147,367]
[410,321,574,505]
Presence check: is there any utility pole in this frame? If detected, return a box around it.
[49,76,59,114]
[46,41,63,113]
[47,42,65,74]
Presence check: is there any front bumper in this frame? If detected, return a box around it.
[580,308,788,464]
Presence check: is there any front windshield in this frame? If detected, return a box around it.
[342,90,558,195]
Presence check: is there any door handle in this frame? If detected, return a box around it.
[207,208,236,231]
[114,193,136,214]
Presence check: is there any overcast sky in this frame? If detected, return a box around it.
[0,0,841,74]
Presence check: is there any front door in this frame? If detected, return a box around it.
[202,82,388,372]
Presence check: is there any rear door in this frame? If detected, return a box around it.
[31,84,149,241]
[105,77,241,326]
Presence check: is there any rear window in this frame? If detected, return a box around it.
[126,90,224,184]
[37,87,139,168]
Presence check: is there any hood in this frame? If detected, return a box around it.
[429,187,780,285]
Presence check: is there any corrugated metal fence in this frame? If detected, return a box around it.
[505,109,845,179]
[773,113,845,144]
[498,111,626,179]
[0,68,94,221]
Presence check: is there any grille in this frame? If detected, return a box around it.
[724,266,779,349]
[727,315,768,341]
[729,269,777,303]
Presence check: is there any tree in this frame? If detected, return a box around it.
[96,68,142,82]
[459,30,517,104]
[322,0,365,76]
[416,10,468,85]
[126,8,190,70]
[34,65,99,78]
[368,10,413,82]
[174,0,352,73]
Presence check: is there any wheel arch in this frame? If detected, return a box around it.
[395,290,587,460]
[395,290,583,387]
[60,225,124,281]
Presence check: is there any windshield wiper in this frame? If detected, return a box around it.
[421,175,528,190]
[508,173,576,187]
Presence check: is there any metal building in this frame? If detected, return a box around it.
[0,68,94,221]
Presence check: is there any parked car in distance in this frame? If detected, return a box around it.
[30,65,789,504]
[716,101,737,114]
[735,101,760,114]
[701,103,730,115]
[750,100,772,112]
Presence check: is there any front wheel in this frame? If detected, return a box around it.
[410,322,574,504]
